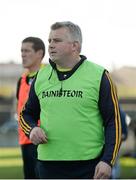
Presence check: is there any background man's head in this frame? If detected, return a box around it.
[21,37,45,70]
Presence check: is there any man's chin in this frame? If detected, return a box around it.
[50,58,57,63]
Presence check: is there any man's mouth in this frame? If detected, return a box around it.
[50,51,57,55]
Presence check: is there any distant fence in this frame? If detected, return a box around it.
[119,97,136,121]
[0,96,15,125]
[0,131,18,147]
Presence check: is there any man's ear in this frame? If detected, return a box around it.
[37,50,44,59]
[72,41,80,52]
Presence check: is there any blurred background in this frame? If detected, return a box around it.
[0,0,136,178]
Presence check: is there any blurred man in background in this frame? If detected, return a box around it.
[16,37,45,179]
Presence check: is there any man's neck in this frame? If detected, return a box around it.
[28,64,41,73]
[56,56,81,69]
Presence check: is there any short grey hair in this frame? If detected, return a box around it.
[51,21,82,52]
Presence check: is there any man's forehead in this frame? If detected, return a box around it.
[22,42,33,48]
[49,28,70,39]
[22,42,33,46]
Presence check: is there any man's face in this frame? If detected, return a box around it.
[21,42,39,69]
[48,27,75,63]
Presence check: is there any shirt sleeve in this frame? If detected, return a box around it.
[20,78,40,137]
[98,70,122,166]
[16,77,21,100]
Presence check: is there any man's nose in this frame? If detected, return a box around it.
[21,52,26,57]
[49,40,55,48]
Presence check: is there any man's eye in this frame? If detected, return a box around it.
[55,39,62,42]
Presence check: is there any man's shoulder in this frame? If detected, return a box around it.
[84,60,105,72]
[38,64,51,74]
